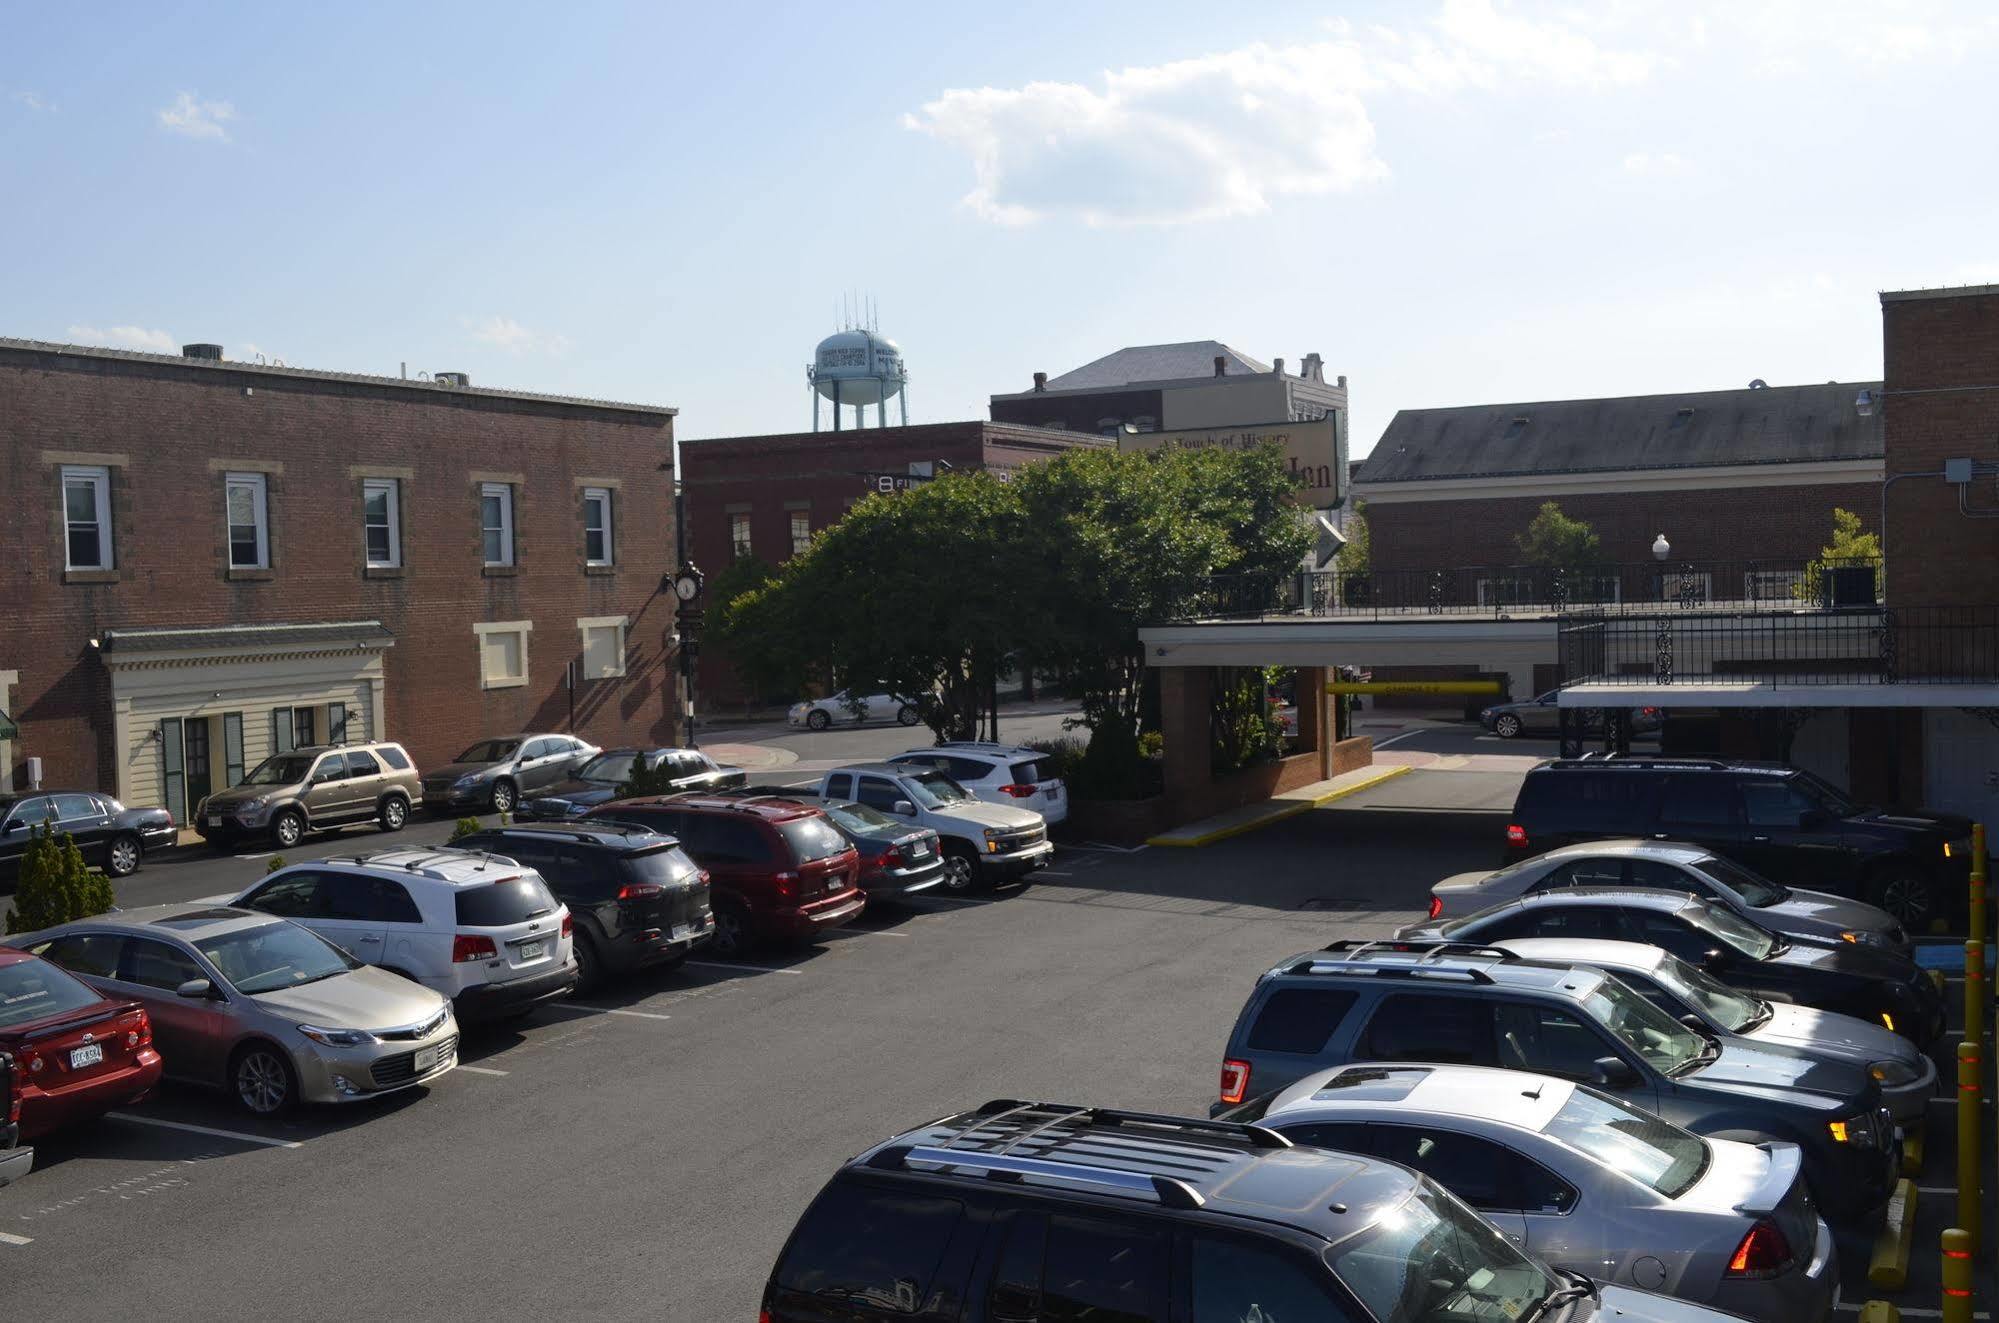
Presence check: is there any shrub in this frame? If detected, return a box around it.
[6,821,115,935]
[264,855,287,875]
[451,817,483,842]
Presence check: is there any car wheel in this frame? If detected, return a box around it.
[1872,872,1936,929]
[272,810,305,849]
[490,780,517,814]
[1494,714,1522,739]
[806,709,831,731]
[573,934,604,992]
[941,843,978,893]
[896,704,919,727]
[230,1042,296,1116]
[709,905,752,958]
[378,795,409,832]
[105,833,142,878]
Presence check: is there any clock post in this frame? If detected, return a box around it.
[671,563,705,748]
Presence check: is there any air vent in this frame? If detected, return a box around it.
[434,371,471,387]
[181,343,223,361]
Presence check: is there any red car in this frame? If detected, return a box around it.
[0,947,161,1139]
[585,795,864,956]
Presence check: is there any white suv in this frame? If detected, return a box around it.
[228,848,578,1023]
[887,743,1068,826]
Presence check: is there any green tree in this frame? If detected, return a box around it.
[1515,501,1602,572]
[707,554,791,702]
[6,821,116,934]
[1797,507,1883,602]
[1334,498,1370,577]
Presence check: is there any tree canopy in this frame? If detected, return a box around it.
[1515,500,1602,571]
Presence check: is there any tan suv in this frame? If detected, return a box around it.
[195,742,422,850]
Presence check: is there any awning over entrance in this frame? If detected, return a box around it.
[1560,680,1999,708]
[100,620,395,657]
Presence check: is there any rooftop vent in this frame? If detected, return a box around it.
[1214,355,1227,377]
[1272,357,1286,376]
[181,343,223,361]
[1502,415,1529,441]
[434,371,471,387]
[1032,371,1048,393]
[1748,378,1768,389]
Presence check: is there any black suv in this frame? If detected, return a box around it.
[451,823,713,989]
[766,1099,1737,1322]
[1506,757,1973,927]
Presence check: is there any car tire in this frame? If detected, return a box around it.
[378,795,410,833]
[272,809,305,849]
[490,780,518,814]
[104,832,143,878]
[1870,870,1937,929]
[230,1042,297,1116]
[1494,714,1522,739]
[806,709,831,732]
[896,705,920,727]
[709,903,753,958]
[573,934,604,992]
[941,842,979,893]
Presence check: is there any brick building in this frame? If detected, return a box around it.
[677,420,1104,704]
[0,338,680,819]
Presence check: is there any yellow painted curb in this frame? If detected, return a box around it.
[1147,765,1413,848]
[1868,1178,1918,1291]
[1857,1300,1902,1323]
[1902,1124,1924,1178]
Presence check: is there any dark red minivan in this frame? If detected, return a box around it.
[0,947,162,1139]
[585,795,863,956]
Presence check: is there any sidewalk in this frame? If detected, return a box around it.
[1146,764,1412,848]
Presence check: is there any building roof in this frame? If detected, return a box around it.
[100,621,395,653]
[1042,340,1271,390]
[1364,380,1883,483]
[0,336,676,418]
[1881,283,1999,304]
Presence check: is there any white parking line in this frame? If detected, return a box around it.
[828,928,910,938]
[455,1064,509,1077]
[239,852,276,861]
[539,1004,673,1022]
[108,1113,302,1149]
[0,1231,33,1246]
[685,960,803,976]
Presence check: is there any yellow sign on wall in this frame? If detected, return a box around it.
[1324,680,1504,696]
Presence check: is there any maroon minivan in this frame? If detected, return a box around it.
[585,795,863,956]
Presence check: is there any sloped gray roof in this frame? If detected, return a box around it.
[1362,381,1884,483]
[1044,340,1270,390]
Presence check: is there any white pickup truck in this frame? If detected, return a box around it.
[818,762,1053,892]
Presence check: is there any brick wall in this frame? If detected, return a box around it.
[1,346,679,793]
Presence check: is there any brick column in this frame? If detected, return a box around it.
[1294,666,1327,776]
[1160,666,1212,806]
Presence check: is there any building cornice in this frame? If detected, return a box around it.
[1356,458,1884,505]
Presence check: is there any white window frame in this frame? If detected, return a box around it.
[578,615,629,679]
[788,509,811,557]
[225,472,270,570]
[583,487,614,567]
[61,464,113,571]
[481,482,515,567]
[729,511,753,561]
[473,620,532,690]
[363,478,401,569]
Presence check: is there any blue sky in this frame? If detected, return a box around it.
[5,1,1997,453]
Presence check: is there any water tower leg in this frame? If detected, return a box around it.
[877,400,885,429]
[812,391,820,433]
[833,379,842,432]
[854,404,863,430]
[900,390,909,426]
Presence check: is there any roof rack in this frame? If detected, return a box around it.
[1320,939,1517,963]
[1283,949,1496,984]
[959,1099,1293,1151]
[1552,756,1729,770]
[871,1144,1206,1210]
[934,741,1027,753]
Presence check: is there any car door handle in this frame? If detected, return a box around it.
[355,934,381,944]
[1751,835,1771,843]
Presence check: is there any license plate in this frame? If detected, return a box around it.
[413,1045,441,1074]
[70,1043,104,1069]
[671,923,696,942]
[206,815,221,827]
[908,844,929,858]
[516,940,545,962]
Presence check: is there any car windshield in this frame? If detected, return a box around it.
[901,768,972,807]
[454,739,520,764]
[197,922,358,995]
[1790,769,1859,816]
[576,752,639,785]
[241,755,317,786]
[1688,900,1778,960]
[1581,973,1707,1075]
[0,957,104,1029]
[1690,854,1788,907]
[1326,1181,1558,1323]
[821,800,899,834]
[1654,952,1767,1034]
[1543,1085,1710,1198]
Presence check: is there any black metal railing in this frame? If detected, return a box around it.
[1174,558,1883,623]
[1557,605,1999,687]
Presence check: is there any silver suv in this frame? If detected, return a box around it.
[197,742,422,850]
[422,733,599,815]
[887,742,1068,826]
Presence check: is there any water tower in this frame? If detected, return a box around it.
[808,313,908,431]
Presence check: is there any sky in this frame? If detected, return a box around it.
[5,0,1999,455]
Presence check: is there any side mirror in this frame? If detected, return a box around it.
[892,800,917,817]
[176,977,217,1000]
[1679,1013,1707,1032]
[1591,1055,1639,1089]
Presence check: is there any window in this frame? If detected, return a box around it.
[1366,1124,1577,1215]
[583,487,613,566]
[328,701,347,746]
[0,955,106,1029]
[475,621,531,689]
[579,616,628,679]
[1538,859,1627,890]
[454,875,559,927]
[37,932,124,979]
[223,712,245,786]
[62,465,113,570]
[730,510,752,561]
[521,737,554,760]
[1740,780,1820,829]
[481,482,515,567]
[310,755,347,783]
[271,708,295,755]
[788,509,811,556]
[120,938,205,993]
[243,874,320,918]
[1476,904,1621,942]
[1516,770,1649,834]
[1628,858,1716,899]
[773,1182,966,1310]
[988,1212,1046,1323]
[1494,1001,1613,1081]
[1041,1216,1167,1323]
[1362,994,1494,1066]
[1658,776,1740,829]
[363,478,401,568]
[778,816,847,864]
[853,777,905,812]
[1276,1121,1375,1154]
[225,472,270,569]
[824,773,853,799]
[1246,988,1360,1054]
[346,750,381,777]
[378,745,412,771]
[51,793,101,822]
[1542,1088,1709,1198]
[294,707,317,749]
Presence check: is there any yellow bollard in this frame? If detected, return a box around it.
[1942,1227,1975,1323]
[1968,941,1986,1052]
[1956,1043,1981,1250]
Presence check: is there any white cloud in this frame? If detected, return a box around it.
[13,91,49,112]
[906,0,1661,226]
[66,324,177,352]
[464,315,570,355]
[157,91,236,141]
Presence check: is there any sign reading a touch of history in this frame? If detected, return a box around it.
[1115,416,1344,508]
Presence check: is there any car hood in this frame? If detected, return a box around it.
[1859,806,1974,837]
[1761,888,1901,939]
[1748,1002,1924,1068]
[1768,935,1919,982]
[202,784,283,809]
[425,760,503,781]
[1589,1284,1748,1322]
[248,966,449,1031]
[1686,1036,1870,1107]
[930,799,1042,831]
[529,778,621,805]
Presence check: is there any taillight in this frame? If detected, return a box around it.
[1220,1058,1251,1105]
[561,913,574,937]
[617,882,663,901]
[1726,1220,1793,1277]
[1000,784,1036,798]
[877,845,902,867]
[452,934,498,963]
[22,1050,44,1075]
[772,871,799,900]
[1506,823,1528,848]
[1428,894,1444,920]
[123,1009,153,1049]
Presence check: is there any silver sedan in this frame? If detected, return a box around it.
[1242,1062,1838,1323]
[17,905,458,1116]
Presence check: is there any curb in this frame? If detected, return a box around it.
[1147,765,1413,848]
[1867,1177,1918,1291]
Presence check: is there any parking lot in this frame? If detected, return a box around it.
[6,723,1993,1317]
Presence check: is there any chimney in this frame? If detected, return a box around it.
[434,371,471,387]
[1300,352,1324,382]
[1337,374,1347,389]
[1032,371,1048,393]
[1272,357,1285,376]
[181,343,223,361]
[1214,355,1227,377]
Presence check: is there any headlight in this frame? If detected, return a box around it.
[297,1025,375,1047]
[239,796,268,813]
[983,827,1002,839]
[453,773,483,788]
[1828,1115,1877,1147]
[1871,1058,1920,1087]
[1943,841,1954,859]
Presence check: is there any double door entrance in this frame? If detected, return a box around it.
[161,713,244,824]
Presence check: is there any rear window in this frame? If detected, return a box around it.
[1246,988,1359,1054]
[377,746,412,771]
[1008,758,1048,784]
[779,816,849,863]
[620,847,702,888]
[1542,1087,1708,1197]
[1519,770,1651,833]
[454,875,560,926]
[776,1180,964,1306]
[0,957,103,1029]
